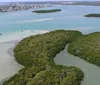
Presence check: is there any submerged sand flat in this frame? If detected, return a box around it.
[0,41,23,84]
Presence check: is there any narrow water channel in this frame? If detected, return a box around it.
[54,44,100,85]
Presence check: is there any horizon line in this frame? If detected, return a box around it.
[0,1,100,2]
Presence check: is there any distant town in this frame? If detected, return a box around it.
[0,1,100,12]
[0,3,52,12]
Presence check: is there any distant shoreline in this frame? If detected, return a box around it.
[0,40,23,85]
[0,3,52,12]
[84,13,100,17]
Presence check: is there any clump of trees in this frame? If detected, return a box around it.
[33,9,61,13]
[68,32,100,66]
[3,65,83,85]
[3,30,84,85]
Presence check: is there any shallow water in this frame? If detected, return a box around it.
[54,44,100,85]
[0,5,100,34]
[0,30,48,43]
[0,42,23,84]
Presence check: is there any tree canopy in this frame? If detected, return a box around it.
[33,9,61,13]
[3,30,84,85]
[68,32,100,66]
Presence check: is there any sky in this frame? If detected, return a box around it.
[0,0,100,2]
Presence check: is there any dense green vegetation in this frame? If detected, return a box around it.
[68,32,100,66]
[32,9,61,13]
[84,13,100,17]
[3,30,84,85]
[3,65,83,85]
[14,30,83,67]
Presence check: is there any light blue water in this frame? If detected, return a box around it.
[0,5,100,34]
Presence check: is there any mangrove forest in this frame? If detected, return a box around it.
[32,9,61,13]
[68,32,100,66]
[3,30,84,85]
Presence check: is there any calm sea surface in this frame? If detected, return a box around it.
[0,5,100,34]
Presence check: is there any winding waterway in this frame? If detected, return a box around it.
[54,44,100,85]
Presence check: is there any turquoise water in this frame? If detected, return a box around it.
[0,5,100,34]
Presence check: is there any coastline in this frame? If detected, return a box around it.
[0,30,49,85]
[0,3,52,12]
[7,40,20,56]
[0,40,23,85]
[0,30,49,43]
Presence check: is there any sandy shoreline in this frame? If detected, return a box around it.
[0,40,23,85]
[0,30,49,85]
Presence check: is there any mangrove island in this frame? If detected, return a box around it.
[84,13,100,17]
[3,29,100,85]
[3,30,84,85]
[33,9,61,13]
